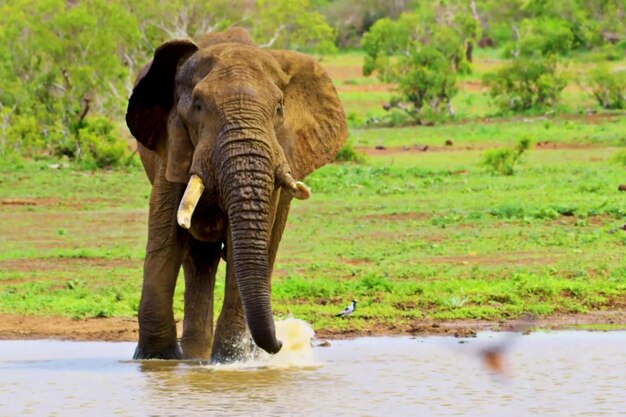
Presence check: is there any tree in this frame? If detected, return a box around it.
[254,0,337,53]
[482,16,572,113]
[0,0,139,165]
[361,2,478,124]
[0,0,338,165]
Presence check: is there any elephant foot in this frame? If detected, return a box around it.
[181,338,211,360]
[133,343,183,360]
[210,334,255,364]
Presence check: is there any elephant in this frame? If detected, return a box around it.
[125,27,347,362]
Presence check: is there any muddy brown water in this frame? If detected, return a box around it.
[1,330,624,416]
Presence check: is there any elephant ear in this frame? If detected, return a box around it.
[126,40,198,183]
[269,50,348,180]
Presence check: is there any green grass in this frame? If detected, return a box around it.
[349,116,626,148]
[0,49,625,335]
[1,139,624,332]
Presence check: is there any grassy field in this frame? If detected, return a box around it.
[0,50,625,337]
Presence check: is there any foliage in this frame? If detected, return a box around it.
[334,141,367,164]
[587,65,626,109]
[320,0,418,47]
[503,17,574,58]
[483,18,571,112]
[481,137,531,175]
[610,150,626,166]
[483,56,568,112]
[474,0,626,50]
[361,3,477,124]
[0,0,139,166]
[0,0,337,166]
[255,0,337,53]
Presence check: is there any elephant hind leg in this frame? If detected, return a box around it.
[180,238,221,360]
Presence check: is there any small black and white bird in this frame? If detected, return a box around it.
[335,300,357,317]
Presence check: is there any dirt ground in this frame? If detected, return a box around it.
[357,141,605,157]
[1,311,624,342]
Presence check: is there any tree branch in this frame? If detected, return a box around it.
[259,25,286,48]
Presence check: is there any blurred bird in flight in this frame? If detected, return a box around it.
[477,313,535,376]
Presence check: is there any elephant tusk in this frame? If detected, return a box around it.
[275,166,311,200]
[279,172,311,200]
[289,180,311,200]
[177,174,205,229]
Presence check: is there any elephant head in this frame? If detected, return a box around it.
[126,28,347,355]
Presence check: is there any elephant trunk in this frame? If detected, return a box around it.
[218,136,282,355]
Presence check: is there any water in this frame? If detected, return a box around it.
[1,330,625,417]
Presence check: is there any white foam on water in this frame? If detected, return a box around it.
[268,318,317,368]
[210,318,320,371]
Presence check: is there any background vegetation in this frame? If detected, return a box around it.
[2,0,626,166]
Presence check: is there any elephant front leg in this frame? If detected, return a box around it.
[134,176,186,360]
[180,238,221,360]
[211,234,250,363]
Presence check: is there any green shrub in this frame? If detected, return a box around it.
[503,17,574,58]
[610,150,626,166]
[75,117,129,169]
[389,46,459,124]
[361,5,477,125]
[334,141,367,164]
[481,137,532,175]
[483,17,572,113]
[595,43,626,61]
[483,57,568,112]
[588,65,626,110]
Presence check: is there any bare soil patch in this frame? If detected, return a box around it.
[337,83,394,93]
[359,212,431,222]
[459,80,484,92]
[0,257,138,275]
[357,141,603,156]
[0,315,139,341]
[426,251,560,266]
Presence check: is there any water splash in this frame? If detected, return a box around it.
[211,318,319,371]
[268,318,317,368]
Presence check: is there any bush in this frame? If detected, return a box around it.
[75,117,129,169]
[503,17,574,58]
[588,65,626,109]
[481,137,532,176]
[483,17,572,113]
[595,43,626,61]
[361,5,477,125]
[483,57,568,112]
[610,150,626,166]
[389,46,459,124]
[334,141,367,164]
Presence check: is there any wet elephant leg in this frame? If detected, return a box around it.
[134,171,186,360]
[180,238,221,359]
[211,231,249,363]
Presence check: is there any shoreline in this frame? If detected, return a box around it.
[1,311,624,343]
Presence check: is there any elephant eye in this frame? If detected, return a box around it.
[275,103,283,117]
[195,103,202,112]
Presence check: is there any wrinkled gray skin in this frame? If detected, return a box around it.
[126,27,347,362]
